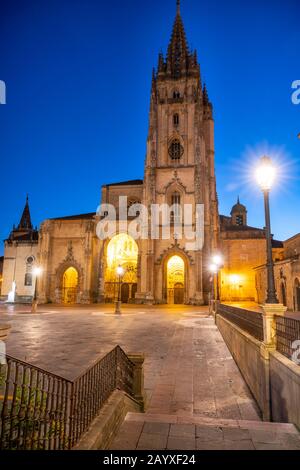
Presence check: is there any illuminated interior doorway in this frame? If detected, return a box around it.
[104,233,138,303]
[62,267,78,304]
[167,255,185,304]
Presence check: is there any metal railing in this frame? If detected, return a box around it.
[0,346,134,450]
[217,304,264,341]
[275,316,300,360]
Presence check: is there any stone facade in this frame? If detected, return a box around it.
[255,233,300,311]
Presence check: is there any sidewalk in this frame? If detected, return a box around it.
[110,314,300,450]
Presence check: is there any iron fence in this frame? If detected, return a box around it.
[217,304,264,341]
[0,346,134,450]
[275,315,300,360]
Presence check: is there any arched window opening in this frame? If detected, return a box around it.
[171,192,181,223]
[294,278,300,311]
[281,282,287,307]
[24,256,34,287]
[173,90,181,100]
[173,113,179,127]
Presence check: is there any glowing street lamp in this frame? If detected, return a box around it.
[115,265,125,314]
[210,254,223,301]
[31,267,43,313]
[256,156,278,304]
[209,263,218,305]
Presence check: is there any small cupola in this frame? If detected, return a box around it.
[230,197,247,226]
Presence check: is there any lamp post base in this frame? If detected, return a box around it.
[114,301,121,315]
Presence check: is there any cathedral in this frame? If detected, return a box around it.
[2,1,291,307]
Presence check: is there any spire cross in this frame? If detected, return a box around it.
[176,0,180,15]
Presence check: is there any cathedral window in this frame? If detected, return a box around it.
[173,90,181,100]
[173,113,179,127]
[169,139,184,161]
[24,256,34,286]
[171,192,181,223]
[24,273,32,286]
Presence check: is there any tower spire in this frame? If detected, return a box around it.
[177,0,180,15]
[18,194,33,230]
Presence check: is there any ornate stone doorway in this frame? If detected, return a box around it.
[104,233,138,303]
[62,267,78,304]
[167,255,185,304]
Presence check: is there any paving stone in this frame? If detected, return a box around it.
[143,422,170,436]
[222,427,251,441]
[196,425,223,442]
[137,433,168,450]
[224,439,255,450]
[169,424,196,437]
[167,436,196,450]
[196,439,226,450]
[249,429,279,444]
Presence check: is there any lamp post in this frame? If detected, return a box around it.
[255,156,278,304]
[115,265,124,314]
[209,263,217,303]
[31,267,42,313]
[212,254,223,301]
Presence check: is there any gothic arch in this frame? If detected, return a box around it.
[55,259,84,292]
[294,278,300,311]
[163,176,187,197]
[280,280,287,307]
[159,248,190,304]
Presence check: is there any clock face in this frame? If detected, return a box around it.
[169,139,184,160]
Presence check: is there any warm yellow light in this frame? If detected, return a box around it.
[105,233,138,287]
[209,263,218,274]
[167,255,184,289]
[212,254,223,267]
[255,155,276,191]
[107,233,138,268]
[229,274,240,285]
[116,265,125,276]
[33,267,42,276]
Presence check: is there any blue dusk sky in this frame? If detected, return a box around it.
[0,0,299,255]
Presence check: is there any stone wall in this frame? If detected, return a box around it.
[217,314,300,428]
[216,314,269,419]
[270,351,300,427]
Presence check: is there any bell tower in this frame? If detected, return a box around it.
[139,0,219,304]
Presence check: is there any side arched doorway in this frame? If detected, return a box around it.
[62,267,78,304]
[167,255,185,304]
[294,278,300,311]
[280,282,287,307]
[104,233,138,303]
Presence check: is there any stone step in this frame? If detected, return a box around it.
[126,412,299,433]
[110,412,300,450]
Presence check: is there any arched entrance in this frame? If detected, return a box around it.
[62,267,78,304]
[104,233,138,303]
[167,255,185,304]
[280,282,287,307]
[294,278,300,311]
